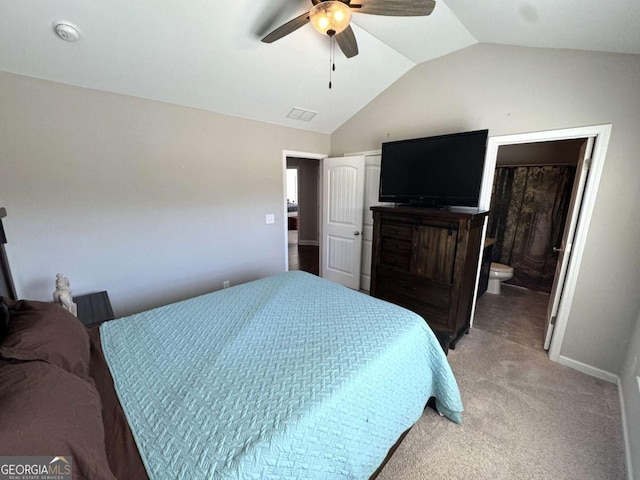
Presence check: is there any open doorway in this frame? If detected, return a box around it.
[471,124,611,367]
[286,166,299,246]
[286,156,320,276]
[473,138,586,351]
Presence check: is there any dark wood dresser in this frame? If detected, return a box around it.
[370,206,488,351]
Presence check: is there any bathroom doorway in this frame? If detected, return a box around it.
[473,125,611,362]
[487,139,586,293]
[474,139,585,352]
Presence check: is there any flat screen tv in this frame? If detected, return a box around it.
[379,129,488,208]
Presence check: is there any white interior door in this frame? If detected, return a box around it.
[544,137,594,349]
[321,156,365,289]
[351,152,387,292]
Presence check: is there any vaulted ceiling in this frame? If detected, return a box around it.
[1,0,639,134]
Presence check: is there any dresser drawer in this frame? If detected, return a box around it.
[379,237,412,271]
[380,222,414,240]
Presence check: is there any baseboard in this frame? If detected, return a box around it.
[298,240,319,246]
[557,355,618,383]
[558,357,633,477]
[617,378,635,480]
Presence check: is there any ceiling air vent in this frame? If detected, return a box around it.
[286,108,317,122]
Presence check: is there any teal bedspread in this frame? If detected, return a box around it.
[101,271,462,479]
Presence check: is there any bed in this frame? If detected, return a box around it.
[0,213,463,480]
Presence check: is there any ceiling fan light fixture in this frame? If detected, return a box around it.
[309,1,352,36]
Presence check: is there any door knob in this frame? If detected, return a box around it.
[553,246,564,253]
[354,231,360,236]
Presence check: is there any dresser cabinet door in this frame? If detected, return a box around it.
[412,225,458,285]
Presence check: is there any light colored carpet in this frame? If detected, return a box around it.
[377,327,626,479]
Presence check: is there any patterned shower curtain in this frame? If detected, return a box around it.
[487,165,576,293]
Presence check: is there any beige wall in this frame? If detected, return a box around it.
[0,72,329,316]
[331,44,640,377]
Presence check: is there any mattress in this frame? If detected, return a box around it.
[101,271,463,479]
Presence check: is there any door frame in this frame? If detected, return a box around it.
[282,150,327,272]
[473,124,612,363]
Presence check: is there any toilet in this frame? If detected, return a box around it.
[487,262,514,294]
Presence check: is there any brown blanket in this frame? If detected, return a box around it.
[88,326,149,480]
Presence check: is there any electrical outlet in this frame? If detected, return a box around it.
[265,213,275,224]
[223,280,230,289]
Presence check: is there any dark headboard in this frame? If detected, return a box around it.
[0,208,17,300]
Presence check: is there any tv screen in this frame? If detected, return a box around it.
[379,129,488,207]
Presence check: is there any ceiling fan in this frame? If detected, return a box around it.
[261,0,436,59]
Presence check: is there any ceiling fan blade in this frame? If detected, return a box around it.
[335,25,358,58]
[262,12,311,43]
[253,0,307,38]
[355,0,436,16]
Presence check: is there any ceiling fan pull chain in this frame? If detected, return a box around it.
[332,35,336,72]
[329,35,334,89]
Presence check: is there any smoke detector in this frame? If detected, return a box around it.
[53,21,80,42]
